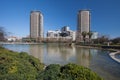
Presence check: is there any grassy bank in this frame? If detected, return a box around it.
[0,47,103,80]
[0,47,44,80]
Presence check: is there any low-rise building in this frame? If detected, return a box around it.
[46,26,76,41]
[47,30,61,38]
[7,36,18,42]
[91,32,98,39]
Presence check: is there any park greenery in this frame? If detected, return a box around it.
[37,64,103,80]
[0,46,103,80]
[0,46,44,80]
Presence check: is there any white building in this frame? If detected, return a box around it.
[91,32,98,39]
[47,30,61,38]
[70,31,76,41]
[47,26,76,41]
[7,36,18,42]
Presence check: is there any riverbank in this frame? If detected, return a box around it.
[0,42,44,45]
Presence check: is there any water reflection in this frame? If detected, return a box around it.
[2,44,95,67]
[29,45,44,63]
[44,43,77,65]
[76,47,90,67]
[59,46,76,61]
[27,43,91,67]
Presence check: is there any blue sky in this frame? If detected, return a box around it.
[0,0,120,38]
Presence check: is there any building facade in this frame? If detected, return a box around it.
[30,11,43,39]
[61,26,70,32]
[47,26,76,41]
[77,10,90,41]
[7,36,18,42]
[47,30,61,38]
[91,32,98,39]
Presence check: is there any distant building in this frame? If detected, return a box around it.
[30,11,43,39]
[47,26,76,41]
[7,36,18,42]
[61,26,70,32]
[69,30,76,41]
[77,10,90,41]
[47,30,61,38]
[91,32,98,39]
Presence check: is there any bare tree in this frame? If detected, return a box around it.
[0,27,6,41]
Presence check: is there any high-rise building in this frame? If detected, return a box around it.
[77,10,90,41]
[30,11,43,39]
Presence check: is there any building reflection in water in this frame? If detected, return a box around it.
[45,43,61,64]
[29,44,44,63]
[45,43,76,65]
[75,47,90,67]
[28,43,90,67]
[59,45,76,61]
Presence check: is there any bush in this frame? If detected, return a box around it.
[60,63,103,80]
[37,63,103,80]
[0,47,44,80]
[37,64,61,80]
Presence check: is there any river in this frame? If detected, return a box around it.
[2,43,120,80]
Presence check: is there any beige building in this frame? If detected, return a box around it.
[30,11,43,39]
[77,10,90,41]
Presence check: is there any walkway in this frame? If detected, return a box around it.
[109,50,120,63]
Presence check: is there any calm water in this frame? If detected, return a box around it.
[2,43,120,80]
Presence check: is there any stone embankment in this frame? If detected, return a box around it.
[109,50,120,63]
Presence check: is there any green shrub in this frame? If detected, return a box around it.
[37,64,61,80]
[0,47,44,80]
[60,63,103,80]
[37,63,103,80]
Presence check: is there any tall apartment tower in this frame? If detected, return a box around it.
[76,10,90,41]
[30,11,43,39]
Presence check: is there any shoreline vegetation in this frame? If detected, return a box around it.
[0,46,103,80]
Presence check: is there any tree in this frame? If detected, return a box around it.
[93,35,109,44]
[82,31,87,44]
[87,31,93,43]
[87,32,93,39]
[0,27,6,41]
[111,37,120,44]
